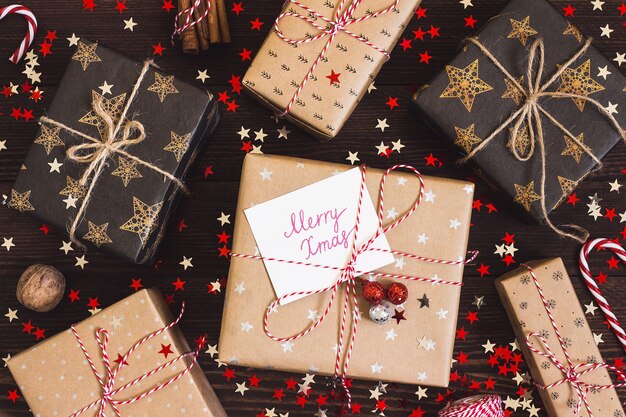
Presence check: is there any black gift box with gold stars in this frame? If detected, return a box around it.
[413,0,626,225]
[9,41,220,264]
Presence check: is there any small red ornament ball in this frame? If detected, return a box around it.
[362,281,385,304]
[386,282,408,305]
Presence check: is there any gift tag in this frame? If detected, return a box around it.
[245,168,394,304]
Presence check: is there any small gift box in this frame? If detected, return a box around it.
[8,40,220,264]
[412,0,626,241]
[7,289,228,417]
[495,258,626,417]
[219,153,475,387]
[243,0,421,141]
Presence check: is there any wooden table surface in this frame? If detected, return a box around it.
[0,1,625,416]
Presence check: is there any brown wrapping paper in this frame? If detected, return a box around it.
[8,289,227,417]
[496,258,625,417]
[219,153,474,386]
[242,0,421,141]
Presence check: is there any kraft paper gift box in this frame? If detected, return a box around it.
[9,40,220,264]
[8,288,228,417]
[412,0,626,228]
[496,258,625,417]
[243,0,421,141]
[219,153,475,386]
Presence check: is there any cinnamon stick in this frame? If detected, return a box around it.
[215,0,231,43]
[178,0,199,54]
[207,0,221,43]
[193,1,210,51]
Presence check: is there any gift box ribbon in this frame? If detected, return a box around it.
[232,164,478,405]
[520,264,626,417]
[459,36,626,243]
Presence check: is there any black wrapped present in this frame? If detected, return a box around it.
[412,0,626,241]
[8,41,220,264]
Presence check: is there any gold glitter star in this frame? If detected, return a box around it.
[440,59,493,112]
[561,133,590,163]
[111,157,142,187]
[163,131,191,161]
[147,73,178,103]
[507,16,538,46]
[502,76,525,106]
[507,124,531,156]
[59,176,87,199]
[119,197,163,246]
[556,60,605,112]
[563,22,582,43]
[83,221,112,247]
[71,41,101,71]
[558,176,578,197]
[514,181,541,211]
[454,124,482,153]
[8,189,35,212]
[79,91,127,139]
[34,125,64,155]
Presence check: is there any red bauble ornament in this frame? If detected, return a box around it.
[362,281,385,304]
[386,282,408,305]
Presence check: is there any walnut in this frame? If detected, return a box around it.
[16,264,65,312]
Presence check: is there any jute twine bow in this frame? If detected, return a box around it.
[232,165,479,406]
[273,0,399,116]
[521,264,626,417]
[460,37,626,243]
[69,301,204,417]
[38,60,187,247]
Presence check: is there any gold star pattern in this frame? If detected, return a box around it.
[71,41,101,71]
[147,73,178,103]
[558,176,577,197]
[561,133,591,163]
[163,131,191,161]
[563,22,582,43]
[440,59,493,112]
[454,124,482,153]
[502,76,525,106]
[514,181,541,211]
[8,189,35,212]
[507,16,538,46]
[83,221,112,247]
[34,125,64,155]
[556,60,605,112]
[507,124,531,156]
[119,197,163,246]
[111,157,142,187]
[79,91,127,139]
[59,176,87,199]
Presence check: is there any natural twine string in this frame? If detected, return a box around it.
[38,60,188,247]
[460,37,626,243]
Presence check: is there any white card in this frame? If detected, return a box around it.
[244,168,394,304]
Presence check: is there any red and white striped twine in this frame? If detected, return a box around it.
[69,301,203,417]
[273,0,399,116]
[0,4,37,64]
[579,238,626,351]
[231,164,478,406]
[172,0,211,43]
[521,263,626,417]
[438,395,504,417]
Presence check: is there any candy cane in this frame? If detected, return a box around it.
[0,4,37,64]
[579,238,626,351]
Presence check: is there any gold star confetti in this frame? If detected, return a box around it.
[34,125,64,155]
[59,176,87,199]
[558,176,578,197]
[71,41,101,71]
[440,59,493,112]
[454,124,482,153]
[147,72,178,102]
[563,22,582,43]
[164,131,191,161]
[502,76,525,106]
[507,124,531,156]
[556,60,605,112]
[119,197,163,246]
[79,91,127,139]
[561,133,590,163]
[111,157,142,186]
[8,189,35,212]
[507,16,538,46]
[514,181,541,211]
[83,221,112,247]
